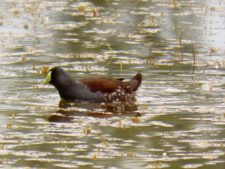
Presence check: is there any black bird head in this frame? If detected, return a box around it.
[44,67,74,87]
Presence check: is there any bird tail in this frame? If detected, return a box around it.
[130,73,142,91]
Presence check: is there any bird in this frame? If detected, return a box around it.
[44,67,142,103]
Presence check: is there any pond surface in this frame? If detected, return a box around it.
[0,0,225,169]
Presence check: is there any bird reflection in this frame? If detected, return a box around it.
[48,99,141,122]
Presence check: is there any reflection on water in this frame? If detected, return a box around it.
[48,100,140,122]
[0,0,225,168]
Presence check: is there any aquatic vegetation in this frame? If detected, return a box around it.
[0,0,224,169]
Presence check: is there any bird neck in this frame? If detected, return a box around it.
[52,73,79,99]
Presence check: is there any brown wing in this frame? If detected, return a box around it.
[80,77,122,93]
[80,73,142,93]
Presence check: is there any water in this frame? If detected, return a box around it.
[0,0,224,168]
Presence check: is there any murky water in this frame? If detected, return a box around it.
[0,0,224,168]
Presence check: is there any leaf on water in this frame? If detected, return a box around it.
[83,127,92,135]
[77,4,87,13]
[131,116,140,123]
[209,7,216,11]
[92,153,97,160]
[210,48,217,54]
[40,65,49,75]
[92,8,98,17]
[17,137,21,144]
[6,123,12,129]
[0,144,4,149]
[21,55,26,62]
[65,146,68,153]
[101,141,109,147]
[126,152,135,157]
[11,112,15,119]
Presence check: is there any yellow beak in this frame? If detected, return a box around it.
[43,71,52,84]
